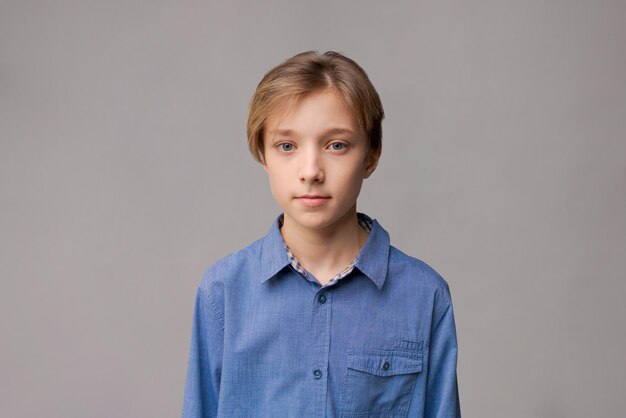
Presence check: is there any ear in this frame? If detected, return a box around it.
[363,147,382,179]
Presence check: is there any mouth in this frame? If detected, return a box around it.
[295,195,331,207]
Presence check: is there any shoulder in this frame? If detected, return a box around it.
[388,245,451,299]
[198,236,265,294]
[387,246,454,322]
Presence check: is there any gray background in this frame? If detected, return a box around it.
[2,1,625,417]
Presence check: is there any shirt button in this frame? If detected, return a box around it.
[383,361,390,371]
[313,369,322,379]
[317,294,327,304]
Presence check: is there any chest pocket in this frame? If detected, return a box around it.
[340,346,423,418]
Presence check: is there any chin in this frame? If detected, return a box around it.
[287,212,334,229]
[297,210,357,231]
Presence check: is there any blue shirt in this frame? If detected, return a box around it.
[182,213,461,418]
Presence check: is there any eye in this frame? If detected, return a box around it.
[279,143,294,152]
[329,142,346,151]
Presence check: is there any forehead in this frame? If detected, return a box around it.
[265,89,361,135]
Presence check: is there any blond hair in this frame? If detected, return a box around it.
[247,51,384,163]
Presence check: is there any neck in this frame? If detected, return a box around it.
[280,207,368,284]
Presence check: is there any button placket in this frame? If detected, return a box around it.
[309,289,332,415]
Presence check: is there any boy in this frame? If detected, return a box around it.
[183,51,460,418]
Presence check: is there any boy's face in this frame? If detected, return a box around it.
[262,89,380,232]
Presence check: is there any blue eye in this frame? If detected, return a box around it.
[280,143,293,151]
[330,142,346,151]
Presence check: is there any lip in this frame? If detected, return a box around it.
[295,195,331,207]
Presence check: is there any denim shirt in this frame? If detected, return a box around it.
[182,213,461,418]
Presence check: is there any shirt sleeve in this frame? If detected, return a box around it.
[423,285,461,418]
[182,282,224,418]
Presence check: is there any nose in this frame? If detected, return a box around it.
[298,148,324,183]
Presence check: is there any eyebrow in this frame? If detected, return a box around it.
[269,127,355,137]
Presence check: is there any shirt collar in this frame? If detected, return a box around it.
[258,214,292,282]
[259,213,390,289]
[352,213,390,290]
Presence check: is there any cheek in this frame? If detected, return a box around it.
[335,169,365,196]
[337,161,367,184]
[266,170,288,199]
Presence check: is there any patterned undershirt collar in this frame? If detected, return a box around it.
[277,214,373,287]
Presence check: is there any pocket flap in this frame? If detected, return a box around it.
[347,349,423,377]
